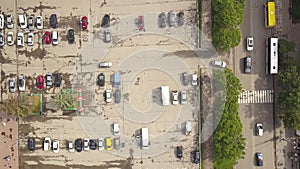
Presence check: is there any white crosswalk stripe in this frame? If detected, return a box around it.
[238,90,274,104]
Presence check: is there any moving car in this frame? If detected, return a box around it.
[0,32,4,47]
[158,12,167,28]
[192,74,197,86]
[0,15,3,29]
[18,74,25,92]
[255,152,263,166]
[105,89,112,103]
[98,73,105,86]
[172,91,179,105]
[104,29,111,43]
[181,90,187,104]
[50,14,57,28]
[36,16,43,29]
[90,139,97,150]
[17,32,24,47]
[46,73,53,86]
[192,150,200,164]
[168,11,176,27]
[19,15,27,29]
[81,16,88,30]
[244,56,252,74]
[6,14,13,29]
[28,138,35,152]
[99,61,112,68]
[37,75,44,89]
[113,123,120,135]
[44,31,51,44]
[211,60,226,68]
[68,140,75,152]
[52,31,59,45]
[98,138,105,151]
[177,11,184,26]
[176,146,183,158]
[7,32,14,46]
[54,73,61,87]
[28,15,34,31]
[27,32,34,46]
[75,138,83,152]
[105,137,113,150]
[83,138,89,151]
[67,29,75,43]
[52,140,59,153]
[247,36,254,51]
[137,16,145,31]
[9,78,16,93]
[256,123,263,136]
[43,137,51,151]
[102,14,110,27]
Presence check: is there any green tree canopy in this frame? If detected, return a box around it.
[0,95,35,118]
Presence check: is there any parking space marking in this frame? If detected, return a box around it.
[238,90,274,104]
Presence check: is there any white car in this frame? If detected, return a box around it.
[99,61,112,68]
[9,78,16,93]
[113,123,120,135]
[46,73,53,86]
[98,138,105,151]
[52,31,59,45]
[52,140,59,153]
[36,16,43,29]
[43,137,51,151]
[181,90,187,104]
[68,140,75,152]
[6,14,13,29]
[247,36,254,51]
[17,32,24,47]
[105,89,112,103]
[0,14,4,29]
[83,138,89,151]
[172,91,179,105]
[18,74,25,92]
[7,32,14,46]
[18,15,27,29]
[192,74,197,86]
[211,60,226,68]
[256,123,263,136]
[0,32,4,47]
[27,32,34,46]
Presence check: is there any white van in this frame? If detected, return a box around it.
[141,128,149,149]
[18,15,27,29]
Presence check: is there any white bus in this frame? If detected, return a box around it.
[267,37,278,74]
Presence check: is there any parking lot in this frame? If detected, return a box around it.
[0,0,214,168]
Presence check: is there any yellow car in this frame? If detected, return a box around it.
[105,137,113,150]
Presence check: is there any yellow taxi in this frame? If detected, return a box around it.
[105,137,113,150]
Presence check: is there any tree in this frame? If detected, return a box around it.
[212,27,241,51]
[0,95,35,118]
[279,39,296,55]
[54,91,76,109]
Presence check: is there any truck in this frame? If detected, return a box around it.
[141,128,149,149]
[161,86,170,106]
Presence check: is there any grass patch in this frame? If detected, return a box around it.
[291,0,300,23]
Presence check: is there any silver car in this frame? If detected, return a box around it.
[6,14,13,29]
[0,32,4,47]
[168,11,176,27]
[46,73,53,86]
[7,32,14,46]
[28,16,34,31]
[104,29,111,43]
[27,32,34,46]
[244,57,252,74]
[114,137,120,150]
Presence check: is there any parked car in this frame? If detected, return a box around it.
[244,56,252,73]
[191,74,197,86]
[114,137,120,150]
[81,16,88,30]
[83,138,89,151]
[247,36,254,51]
[255,152,263,166]
[43,137,51,151]
[18,74,25,92]
[36,16,43,29]
[98,73,105,86]
[211,60,226,68]
[67,29,75,43]
[52,140,59,153]
[19,15,27,29]
[75,138,83,152]
[168,11,176,27]
[105,89,112,103]
[90,139,97,150]
[50,14,57,28]
[37,75,44,89]
[137,16,145,31]
[9,78,16,93]
[182,72,189,86]
[104,29,111,43]
[113,123,120,135]
[181,90,187,104]
[6,14,13,29]
[176,146,183,158]
[54,73,61,87]
[17,32,24,47]
[256,123,263,136]
[0,15,3,29]
[105,137,113,151]
[98,138,105,151]
[99,61,112,68]
[52,31,59,45]
[43,31,51,44]
[28,15,34,31]
[7,32,14,46]
[27,32,34,46]
[28,138,35,152]
[0,32,4,47]
[102,14,110,27]
[158,12,167,28]
[46,73,53,86]
[177,11,184,26]
[172,91,179,105]
[114,89,121,104]
[192,150,200,164]
[68,140,75,152]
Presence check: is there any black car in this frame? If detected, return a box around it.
[177,11,184,26]
[28,138,35,152]
[54,74,61,87]
[158,12,167,28]
[256,152,263,166]
[75,138,83,152]
[98,73,105,86]
[90,139,97,150]
[176,146,183,158]
[192,150,200,164]
[50,14,57,28]
[244,56,252,74]
[102,14,110,28]
[67,29,75,43]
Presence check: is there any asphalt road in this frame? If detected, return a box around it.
[234,0,275,168]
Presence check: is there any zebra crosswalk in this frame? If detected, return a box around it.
[238,90,274,104]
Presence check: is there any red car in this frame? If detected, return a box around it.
[81,16,88,30]
[137,16,144,30]
[44,31,51,44]
[37,75,44,89]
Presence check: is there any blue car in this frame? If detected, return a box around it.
[50,14,57,28]
[256,152,263,166]
[28,138,35,152]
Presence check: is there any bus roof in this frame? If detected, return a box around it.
[267,2,276,27]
